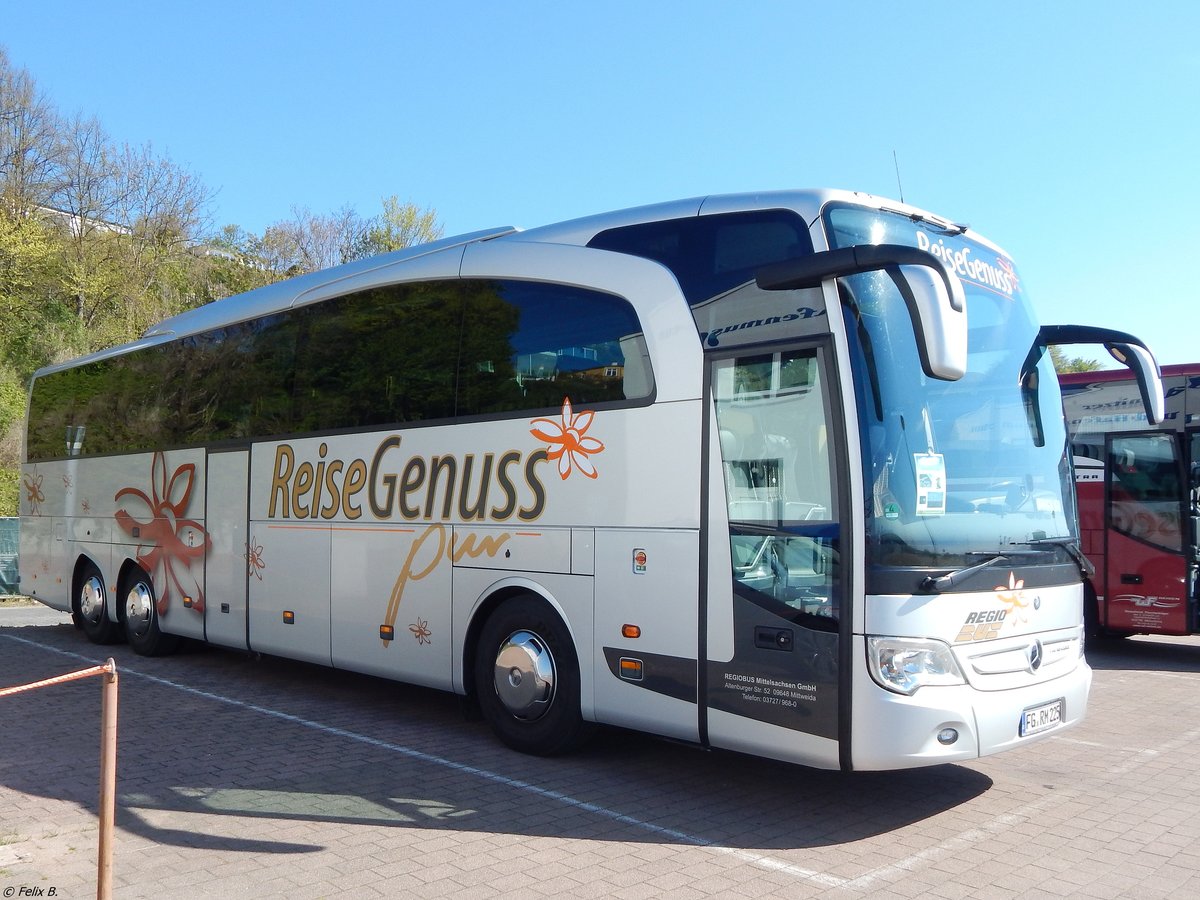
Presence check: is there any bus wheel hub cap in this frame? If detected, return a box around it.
[493,630,555,720]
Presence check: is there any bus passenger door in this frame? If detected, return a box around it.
[204,449,250,649]
[1191,430,1200,634]
[703,345,846,769]
[1104,433,1189,634]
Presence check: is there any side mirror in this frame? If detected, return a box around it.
[1107,341,1165,425]
[756,244,967,381]
[1036,324,1166,425]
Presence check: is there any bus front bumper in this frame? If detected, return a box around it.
[849,658,1092,771]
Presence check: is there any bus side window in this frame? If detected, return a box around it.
[24,277,654,461]
[1108,434,1183,551]
[1190,434,1200,514]
[457,280,652,417]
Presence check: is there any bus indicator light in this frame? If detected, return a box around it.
[622,624,641,639]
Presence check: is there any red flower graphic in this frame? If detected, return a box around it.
[23,472,45,516]
[245,537,266,580]
[409,617,432,645]
[114,453,210,615]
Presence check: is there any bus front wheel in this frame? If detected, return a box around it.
[121,567,180,657]
[474,595,591,756]
[75,561,120,645]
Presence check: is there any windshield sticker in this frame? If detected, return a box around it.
[913,453,946,516]
[828,205,1024,303]
[915,231,1018,299]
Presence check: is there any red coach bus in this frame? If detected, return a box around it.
[1060,364,1199,637]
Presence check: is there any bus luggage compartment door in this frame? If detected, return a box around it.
[204,449,250,649]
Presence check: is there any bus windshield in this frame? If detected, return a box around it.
[825,204,1076,579]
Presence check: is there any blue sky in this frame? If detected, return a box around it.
[5,2,1197,365]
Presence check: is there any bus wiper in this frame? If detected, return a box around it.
[920,554,1008,593]
[1010,536,1095,578]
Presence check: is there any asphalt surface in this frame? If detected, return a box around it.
[1,603,1198,899]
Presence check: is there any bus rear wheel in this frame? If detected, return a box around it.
[75,561,120,645]
[474,595,591,756]
[121,567,180,657]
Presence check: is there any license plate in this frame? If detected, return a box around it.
[1020,699,1063,737]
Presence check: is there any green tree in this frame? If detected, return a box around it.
[0,212,77,376]
[54,117,215,346]
[254,197,443,276]
[1049,345,1103,374]
[0,364,25,515]
[0,47,62,214]
[351,196,443,259]
[197,224,284,299]
[258,204,366,276]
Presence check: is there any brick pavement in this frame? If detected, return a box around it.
[1,606,1198,899]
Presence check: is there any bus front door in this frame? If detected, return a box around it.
[703,345,846,769]
[1104,433,1190,634]
[1191,430,1200,634]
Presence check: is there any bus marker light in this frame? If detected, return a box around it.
[622,624,641,639]
[619,658,643,681]
[937,728,959,745]
[182,595,193,608]
[379,625,395,640]
[283,610,295,624]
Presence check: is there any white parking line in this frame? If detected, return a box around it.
[1105,728,1200,777]
[844,795,1060,891]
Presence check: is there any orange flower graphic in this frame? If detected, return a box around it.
[530,397,605,480]
[995,572,1030,627]
[23,472,45,515]
[115,453,211,616]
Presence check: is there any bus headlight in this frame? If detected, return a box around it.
[867,636,966,695]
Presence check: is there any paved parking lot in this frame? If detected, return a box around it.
[1,604,1198,899]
